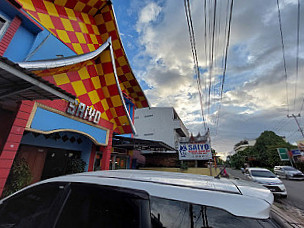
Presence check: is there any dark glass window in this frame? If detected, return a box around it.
[55,183,150,228]
[0,16,8,39]
[251,170,276,178]
[0,183,66,228]
[150,197,279,228]
[0,17,6,30]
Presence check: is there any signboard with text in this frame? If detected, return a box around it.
[178,143,212,160]
[277,148,289,161]
[66,100,101,124]
[291,149,302,156]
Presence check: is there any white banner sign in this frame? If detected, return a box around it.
[178,143,212,160]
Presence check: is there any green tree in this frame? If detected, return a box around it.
[230,148,250,169]
[2,158,32,198]
[251,131,295,168]
[230,131,296,169]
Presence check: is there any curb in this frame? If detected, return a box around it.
[271,204,304,228]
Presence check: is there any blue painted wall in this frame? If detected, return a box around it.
[26,32,76,61]
[124,96,134,121]
[1,0,76,62]
[4,25,35,62]
[31,107,108,145]
[21,131,93,171]
[4,27,76,62]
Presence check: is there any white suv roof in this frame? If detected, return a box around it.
[247,167,270,171]
[32,170,274,219]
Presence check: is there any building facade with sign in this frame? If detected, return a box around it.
[133,107,189,167]
[0,0,148,196]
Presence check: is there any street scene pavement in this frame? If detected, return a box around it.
[227,168,304,227]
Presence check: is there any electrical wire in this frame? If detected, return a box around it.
[203,0,208,93]
[294,0,300,112]
[214,0,231,134]
[184,0,207,131]
[300,97,304,115]
[215,0,234,131]
[276,0,290,115]
[208,0,217,115]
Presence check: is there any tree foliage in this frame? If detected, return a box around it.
[230,131,297,169]
[2,158,32,198]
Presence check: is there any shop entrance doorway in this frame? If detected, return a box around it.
[41,149,81,180]
[16,145,82,183]
[110,154,128,170]
[17,145,47,184]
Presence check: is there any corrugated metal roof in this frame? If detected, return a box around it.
[113,135,177,151]
[0,57,75,103]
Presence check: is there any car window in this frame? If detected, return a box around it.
[150,197,279,228]
[55,183,150,228]
[0,182,67,228]
[251,170,276,178]
[284,167,297,171]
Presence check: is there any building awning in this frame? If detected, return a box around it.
[112,135,177,152]
[0,57,75,104]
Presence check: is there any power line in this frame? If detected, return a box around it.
[208,0,217,115]
[287,114,304,138]
[215,0,234,131]
[300,97,304,115]
[184,0,207,131]
[276,118,291,132]
[276,0,290,115]
[271,117,288,132]
[203,0,208,94]
[286,129,299,139]
[294,0,301,112]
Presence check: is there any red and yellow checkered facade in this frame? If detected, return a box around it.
[17,0,149,134]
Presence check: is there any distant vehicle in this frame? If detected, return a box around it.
[274,166,304,180]
[244,167,287,198]
[0,170,280,227]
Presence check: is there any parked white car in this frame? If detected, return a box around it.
[0,170,280,227]
[274,166,304,180]
[245,167,287,198]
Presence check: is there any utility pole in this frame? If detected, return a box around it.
[287,114,304,138]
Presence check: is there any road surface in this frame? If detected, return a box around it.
[227,168,304,211]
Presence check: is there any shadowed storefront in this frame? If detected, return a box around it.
[0,0,148,196]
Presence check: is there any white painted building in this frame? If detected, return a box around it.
[134,107,189,152]
[234,140,256,153]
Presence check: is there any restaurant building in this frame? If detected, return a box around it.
[0,0,149,196]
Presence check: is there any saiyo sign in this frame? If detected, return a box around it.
[178,143,212,160]
[66,100,101,124]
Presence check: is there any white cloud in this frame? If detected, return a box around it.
[130,0,304,156]
[138,2,162,25]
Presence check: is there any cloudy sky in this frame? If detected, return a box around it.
[112,0,304,158]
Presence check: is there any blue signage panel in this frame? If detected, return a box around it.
[178,143,212,160]
[291,149,302,156]
[30,107,108,145]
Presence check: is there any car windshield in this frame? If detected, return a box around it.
[150,196,279,228]
[283,167,297,171]
[251,170,276,178]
